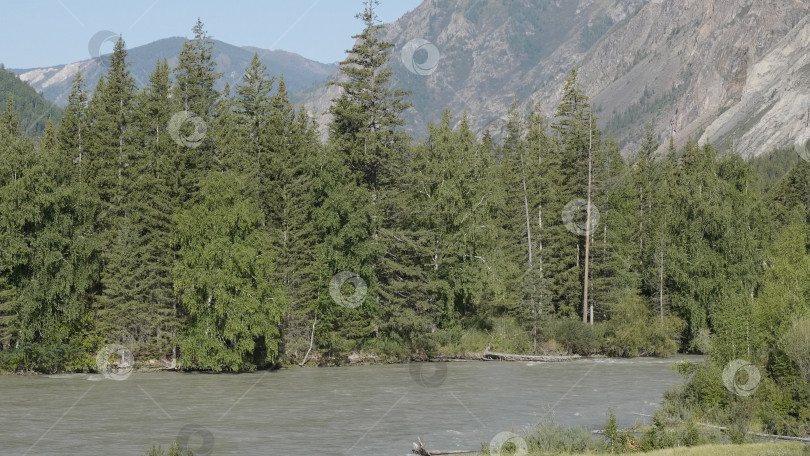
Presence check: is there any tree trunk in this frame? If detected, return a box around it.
[583,114,593,324]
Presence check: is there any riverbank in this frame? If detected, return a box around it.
[0,347,592,375]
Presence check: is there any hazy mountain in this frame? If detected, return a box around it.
[305,0,810,157]
[10,37,337,107]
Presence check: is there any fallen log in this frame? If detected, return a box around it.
[632,414,810,443]
[695,422,810,443]
[411,437,476,455]
[483,349,580,362]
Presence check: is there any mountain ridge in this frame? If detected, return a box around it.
[10,37,337,107]
[9,0,810,158]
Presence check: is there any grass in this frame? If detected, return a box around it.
[632,442,807,455]
[477,442,807,455]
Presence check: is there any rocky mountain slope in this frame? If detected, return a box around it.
[11,0,810,158]
[307,0,810,157]
[11,38,336,107]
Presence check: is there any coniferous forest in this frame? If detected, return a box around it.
[1,5,809,439]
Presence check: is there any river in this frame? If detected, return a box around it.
[0,356,700,455]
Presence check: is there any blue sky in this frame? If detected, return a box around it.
[0,0,423,69]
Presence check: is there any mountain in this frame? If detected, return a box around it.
[305,0,810,157]
[12,1,810,157]
[10,37,336,107]
[0,66,62,135]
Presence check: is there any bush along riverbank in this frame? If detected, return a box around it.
[0,315,671,374]
[464,353,810,456]
[467,409,809,456]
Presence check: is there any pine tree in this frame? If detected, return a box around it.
[173,19,221,117]
[499,99,553,348]
[170,19,222,205]
[316,0,412,355]
[127,59,180,358]
[666,142,765,352]
[405,112,502,336]
[272,107,323,362]
[0,105,99,369]
[631,125,671,320]
[232,54,274,197]
[57,72,89,179]
[548,69,600,319]
[84,37,144,348]
[0,98,35,351]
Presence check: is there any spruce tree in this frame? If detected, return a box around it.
[316,0,411,354]
[549,69,600,319]
[128,59,180,358]
[406,112,503,335]
[170,19,222,206]
[85,37,144,348]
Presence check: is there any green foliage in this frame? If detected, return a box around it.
[144,442,193,456]
[1,19,809,442]
[781,314,810,381]
[548,319,600,355]
[603,289,683,357]
[0,68,62,135]
[603,409,640,452]
[525,420,609,454]
[174,172,287,371]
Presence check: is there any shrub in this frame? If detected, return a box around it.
[603,290,684,357]
[781,314,810,380]
[549,319,599,355]
[525,420,608,454]
[144,442,192,456]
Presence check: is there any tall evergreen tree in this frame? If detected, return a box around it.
[406,112,503,334]
[549,69,600,319]
[85,37,145,348]
[170,19,222,206]
[128,59,180,358]
[316,0,412,355]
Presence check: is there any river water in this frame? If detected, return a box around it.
[0,356,700,455]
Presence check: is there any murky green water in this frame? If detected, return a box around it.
[0,356,699,455]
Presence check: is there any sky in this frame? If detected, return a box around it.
[0,0,423,69]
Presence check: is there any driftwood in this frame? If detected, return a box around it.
[298,317,317,367]
[483,348,580,362]
[411,437,475,455]
[695,422,810,443]
[632,413,810,443]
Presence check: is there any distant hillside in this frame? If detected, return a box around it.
[305,0,810,158]
[0,66,62,136]
[10,37,337,107]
